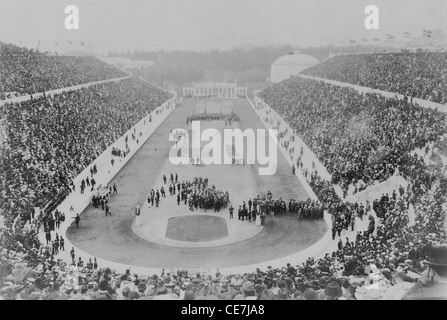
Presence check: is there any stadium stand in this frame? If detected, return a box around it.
[301,51,447,104]
[0,42,127,100]
[1,45,447,300]
[0,78,171,273]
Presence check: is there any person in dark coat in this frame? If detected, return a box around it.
[73,214,80,228]
[229,205,234,219]
[99,267,117,299]
[337,239,343,251]
[45,231,51,245]
[59,237,65,251]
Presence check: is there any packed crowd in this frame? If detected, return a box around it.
[236,193,324,221]
[0,43,127,100]
[433,136,447,158]
[0,78,171,265]
[250,73,447,298]
[1,46,447,300]
[174,176,230,212]
[2,233,446,300]
[301,51,447,104]
[186,112,240,125]
[259,77,447,192]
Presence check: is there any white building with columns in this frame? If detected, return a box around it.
[183,83,248,98]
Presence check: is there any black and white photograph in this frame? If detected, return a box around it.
[0,0,447,305]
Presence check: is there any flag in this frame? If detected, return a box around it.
[349,39,356,44]
[404,32,412,38]
[68,40,73,45]
[80,41,85,46]
[423,29,432,38]
[361,38,368,42]
[372,38,380,41]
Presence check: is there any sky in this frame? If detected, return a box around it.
[1,0,447,53]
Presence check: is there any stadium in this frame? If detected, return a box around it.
[1,0,447,302]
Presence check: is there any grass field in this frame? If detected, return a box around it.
[166,216,229,242]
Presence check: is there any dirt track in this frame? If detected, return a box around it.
[66,99,327,269]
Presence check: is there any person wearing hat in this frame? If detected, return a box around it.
[266,266,274,278]
[316,276,328,300]
[156,283,168,295]
[137,282,147,297]
[324,281,342,300]
[183,290,195,300]
[99,267,116,300]
[241,282,257,300]
[271,278,286,295]
[402,246,447,300]
[303,287,318,300]
[276,287,290,300]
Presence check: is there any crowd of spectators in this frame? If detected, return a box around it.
[1,47,447,300]
[1,43,127,100]
[0,78,171,262]
[433,136,447,158]
[259,77,447,192]
[1,234,446,300]
[301,51,447,104]
[250,74,447,298]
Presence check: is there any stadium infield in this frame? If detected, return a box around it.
[66,98,327,270]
